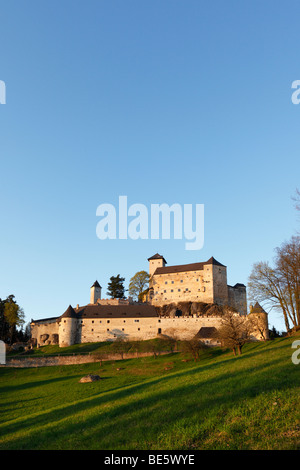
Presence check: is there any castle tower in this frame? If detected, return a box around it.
[59,305,77,347]
[90,280,102,304]
[249,302,269,340]
[148,253,167,277]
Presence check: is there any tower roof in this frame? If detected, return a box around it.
[251,302,267,314]
[205,257,226,267]
[153,256,225,275]
[61,305,77,319]
[91,280,102,288]
[147,253,167,264]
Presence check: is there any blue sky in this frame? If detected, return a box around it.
[0,0,299,332]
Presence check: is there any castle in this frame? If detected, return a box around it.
[30,254,268,348]
[147,254,247,314]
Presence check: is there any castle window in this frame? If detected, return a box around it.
[134,320,139,322]
[165,281,168,284]
[185,288,189,291]
[107,320,110,323]
[123,320,126,323]
[122,328,124,331]
[164,290,166,293]
[171,289,173,292]
[171,281,174,284]
[91,329,94,332]
[107,328,109,331]
[180,280,183,283]
[92,321,94,323]
[138,328,140,331]
[178,289,181,292]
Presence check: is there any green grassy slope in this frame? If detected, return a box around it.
[0,337,299,450]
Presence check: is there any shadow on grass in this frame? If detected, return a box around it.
[1,341,298,450]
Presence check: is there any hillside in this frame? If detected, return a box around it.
[0,336,299,450]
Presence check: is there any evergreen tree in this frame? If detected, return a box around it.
[107,275,126,299]
[0,295,25,343]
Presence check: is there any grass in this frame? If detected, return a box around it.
[0,336,300,450]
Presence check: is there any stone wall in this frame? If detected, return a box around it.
[228,284,247,315]
[74,316,158,344]
[31,319,59,347]
[30,305,267,348]
[212,265,229,305]
[3,351,172,368]
[159,315,221,340]
[67,315,224,345]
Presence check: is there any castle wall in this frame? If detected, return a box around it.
[61,315,224,345]
[158,316,222,342]
[212,265,228,304]
[31,310,267,348]
[151,266,215,306]
[228,285,247,315]
[31,319,59,347]
[95,298,133,306]
[74,316,158,344]
[149,258,165,277]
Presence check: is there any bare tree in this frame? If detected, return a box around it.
[214,311,252,355]
[248,236,300,332]
[248,261,291,332]
[292,188,300,213]
[275,236,300,328]
[181,338,207,361]
[111,337,131,360]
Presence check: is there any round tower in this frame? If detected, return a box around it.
[59,305,78,347]
[249,302,269,340]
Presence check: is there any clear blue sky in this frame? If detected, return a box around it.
[0,0,299,332]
